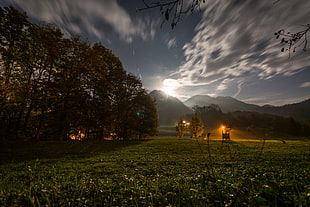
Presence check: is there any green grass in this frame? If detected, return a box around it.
[0,138,309,206]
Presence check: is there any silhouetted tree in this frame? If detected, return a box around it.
[176,118,187,138]
[132,91,158,139]
[0,6,158,141]
[189,113,204,138]
[193,104,222,128]
[0,6,32,140]
[29,25,65,141]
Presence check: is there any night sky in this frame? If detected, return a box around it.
[1,0,309,106]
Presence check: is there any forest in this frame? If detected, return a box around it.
[0,6,158,142]
[188,104,310,137]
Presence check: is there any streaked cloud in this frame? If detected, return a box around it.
[9,0,156,43]
[164,0,310,100]
[244,94,310,106]
[300,82,310,88]
[2,0,308,105]
[167,37,177,49]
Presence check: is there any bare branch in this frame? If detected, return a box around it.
[275,24,310,56]
[137,0,180,12]
[137,0,203,29]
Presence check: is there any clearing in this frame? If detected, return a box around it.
[0,137,309,206]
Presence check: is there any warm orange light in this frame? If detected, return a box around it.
[70,131,85,140]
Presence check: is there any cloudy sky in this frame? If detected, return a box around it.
[1,0,309,106]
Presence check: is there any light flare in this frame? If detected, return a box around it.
[161,79,180,97]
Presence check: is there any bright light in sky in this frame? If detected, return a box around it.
[161,79,180,97]
[3,0,309,105]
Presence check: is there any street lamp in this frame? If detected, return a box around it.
[221,123,231,140]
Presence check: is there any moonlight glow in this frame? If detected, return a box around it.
[161,79,180,97]
[3,0,309,105]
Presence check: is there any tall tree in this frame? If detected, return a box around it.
[176,118,187,138]
[24,25,64,140]
[132,91,158,139]
[193,104,222,128]
[110,73,154,139]
[0,6,32,140]
[0,6,158,141]
[189,113,204,138]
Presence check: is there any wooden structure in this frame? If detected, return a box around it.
[221,122,231,140]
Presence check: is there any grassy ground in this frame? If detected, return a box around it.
[0,137,309,206]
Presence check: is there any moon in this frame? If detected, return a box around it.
[161,79,180,97]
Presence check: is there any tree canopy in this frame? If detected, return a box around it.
[189,113,204,138]
[0,6,158,141]
[175,118,187,138]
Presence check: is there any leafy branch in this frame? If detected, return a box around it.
[137,0,204,29]
[275,24,310,56]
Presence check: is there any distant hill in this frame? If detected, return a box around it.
[183,95,310,121]
[254,99,310,121]
[150,90,309,129]
[184,95,259,113]
[150,90,192,125]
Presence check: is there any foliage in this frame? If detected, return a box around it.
[192,104,223,128]
[189,113,204,138]
[188,104,310,137]
[275,24,310,55]
[0,6,157,141]
[227,111,310,137]
[175,118,187,138]
[138,0,203,29]
[0,138,309,206]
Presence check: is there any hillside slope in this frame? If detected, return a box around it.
[255,99,310,121]
[150,90,192,125]
[184,95,259,112]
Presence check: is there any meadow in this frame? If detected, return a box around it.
[0,136,309,206]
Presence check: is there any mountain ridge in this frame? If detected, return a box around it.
[150,90,310,124]
[149,90,192,125]
[184,95,259,113]
[255,98,310,121]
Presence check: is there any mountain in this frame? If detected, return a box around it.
[150,90,192,125]
[183,95,309,121]
[184,95,259,113]
[255,99,310,121]
[150,91,309,136]
[150,90,309,125]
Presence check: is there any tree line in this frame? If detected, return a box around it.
[0,6,158,142]
[176,113,205,139]
[178,104,310,138]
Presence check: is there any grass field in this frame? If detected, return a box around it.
[0,137,309,206]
